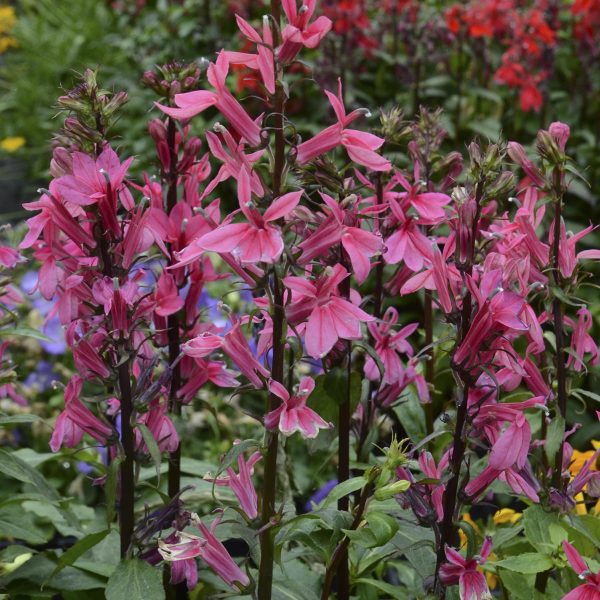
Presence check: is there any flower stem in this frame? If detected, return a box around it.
[550,167,567,492]
[257,69,286,600]
[117,350,135,558]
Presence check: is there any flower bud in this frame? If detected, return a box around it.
[374,479,411,500]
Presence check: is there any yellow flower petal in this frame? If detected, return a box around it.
[0,136,25,152]
[493,508,522,525]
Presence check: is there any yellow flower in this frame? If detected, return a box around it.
[483,553,498,590]
[0,35,17,53]
[0,136,25,152]
[458,512,480,548]
[0,6,16,34]
[493,508,522,525]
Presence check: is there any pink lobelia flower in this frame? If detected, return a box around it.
[136,399,179,453]
[562,540,600,600]
[154,272,184,317]
[178,190,302,266]
[283,264,374,358]
[156,53,263,147]
[566,307,599,372]
[159,512,250,590]
[225,15,275,94]
[439,537,493,600]
[204,444,262,519]
[183,318,269,389]
[50,376,113,452]
[278,0,332,64]
[295,79,391,172]
[264,377,332,438]
[393,170,450,223]
[364,307,418,385]
[296,192,382,284]
[201,127,264,203]
[0,246,23,268]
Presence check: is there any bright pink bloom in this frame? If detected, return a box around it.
[50,376,113,452]
[364,307,418,385]
[278,0,332,63]
[394,171,450,222]
[176,191,301,267]
[265,377,332,438]
[225,16,275,94]
[297,192,382,283]
[0,246,23,268]
[284,264,374,358]
[156,53,262,147]
[159,513,250,590]
[183,319,269,388]
[439,537,493,600]
[562,540,600,600]
[418,451,449,521]
[296,80,391,171]
[567,307,599,372]
[137,399,179,453]
[204,446,261,519]
[202,128,264,203]
[154,272,184,317]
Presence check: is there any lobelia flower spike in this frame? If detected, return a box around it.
[156,52,263,147]
[264,377,332,438]
[204,443,262,519]
[295,79,391,171]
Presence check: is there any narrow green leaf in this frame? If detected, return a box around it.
[545,415,565,465]
[354,578,408,599]
[105,456,122,526]
[0,414,42,426]
[136,423,162,483]
[322,477,365,508]
[48,529,111,581]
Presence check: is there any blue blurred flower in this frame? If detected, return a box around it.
[304,479,338,512]
[23,361,58,392]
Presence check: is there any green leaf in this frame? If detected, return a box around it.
[572,388,600,404]
[48,529,112,581]
[545,415,565,464]
[0,414,42,426]
[215,439,259,479]
[322,477,365,508]
[0,506,50,545]
[365,511,399,546]
[136,423,162,483]
[494,553,553,574]
[523,505,564,553]
[354,578,408,599]
[105,558,165,600]
[0,448,59,500]
[0,327,52,342]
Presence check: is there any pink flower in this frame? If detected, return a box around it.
[297,192,382,283]
[177,191,302,266]
[159,512,250,590]
[566,307,599,372]
[201,128,264,204]
[364,307,418,385]
[278,0,332,64]
[264,377,332,438]
[296,80,391,171]
[562,540,600,600]
[50,376,113,452]
[136,399,179,453]
[183,319,269,388]
[0,246,23,268]
[156,53,262,147]
[394,171,450,222]
[225,16,275,94]
[284,264,374,358]
[204,445,261,519]
[154,272,184,317]
[439,537,493,600]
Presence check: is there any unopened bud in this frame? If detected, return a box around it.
[374,480,410,500]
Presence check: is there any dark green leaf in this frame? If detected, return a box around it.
[105,558,165,600]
